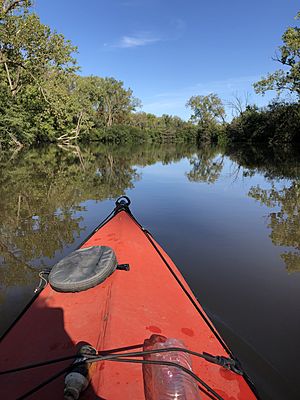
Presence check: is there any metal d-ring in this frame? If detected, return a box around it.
[115,196,131,207]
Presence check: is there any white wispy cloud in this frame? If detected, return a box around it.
[115,33,161,48]
[105,16,186,49]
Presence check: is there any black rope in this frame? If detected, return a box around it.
[126,211,233,357]
[0,354,78,376]
[16,353,225,400]
[0,343,144,376]
[119,204,260,399]
[0,346,242,376]
[105,358,224,400]
[17,365,71,400]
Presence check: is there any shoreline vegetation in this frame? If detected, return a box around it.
[0,1,299,149]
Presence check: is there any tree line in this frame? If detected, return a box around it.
[0,0,197,148]
[0,1,299,148]
[186,12,300,145]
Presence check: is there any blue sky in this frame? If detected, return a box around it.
[35,0,299,120]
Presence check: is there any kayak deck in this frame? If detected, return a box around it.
[0,208,257,399]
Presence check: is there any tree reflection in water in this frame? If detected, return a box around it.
[185,143,300,273]
[0,141,300,329]
[0,142,197,297]
[185,145,224,184]
[226,144,300,273]
[249,182,300,273]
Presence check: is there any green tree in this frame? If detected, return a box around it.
[225,102,300,144]
[0,0,77,94]
[0,1,196,147]
[0,0,78,145]
[186,94,225,126]
[129,112,197,142]
[186,94,225,142]
[94,77,141,127]
[254,12,300,97]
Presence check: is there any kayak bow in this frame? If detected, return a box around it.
[0,197,258,399]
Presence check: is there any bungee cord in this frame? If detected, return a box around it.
[14,348,227,400]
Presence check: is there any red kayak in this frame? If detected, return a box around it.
[0,197,258,399]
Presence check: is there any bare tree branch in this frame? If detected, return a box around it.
[2,0,26,15]
[227,92,251,117]
[3,61,14,92]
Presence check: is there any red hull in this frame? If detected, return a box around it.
[0,206,257,399]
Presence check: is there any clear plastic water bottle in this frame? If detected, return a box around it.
[143,334,200,400]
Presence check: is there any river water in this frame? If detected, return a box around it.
[0,142,300,399]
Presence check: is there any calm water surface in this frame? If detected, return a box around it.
[0,142,300,399]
